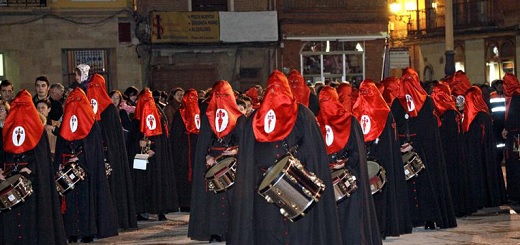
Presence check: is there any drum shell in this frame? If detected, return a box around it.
[367,160,387,195]
[205,156,237,193]
[0,174,33,211]
[257,154,325,222]
[402,151,425,180]
[55,162,86,196]
[331,168,357,203]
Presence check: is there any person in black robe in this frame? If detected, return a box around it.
[391,67,456,230]
[462,86,507,208]
[0,90,67,245]
[188,80,245,242]
[229,71,342,245]
[318,85,382,244]
[352,80,412,238]
[54,88,119,243]
[431,81,473,217]
[502,73,520,204]
[87,74,137,230]
[128,88,178,221]
[171,88,200,212]
[288,69,320,115]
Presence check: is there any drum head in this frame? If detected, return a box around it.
[0,174,21,190]
[205,157,236,177]
[258,155,290,191]
[367,160,381,178]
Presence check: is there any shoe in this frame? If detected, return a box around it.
[425,221,436,230]
[158,213,168,221]
[209,234,222,243]
[180,207,190,212]
[68,236,78,243]
[136,214,149,221]
[81,236,93,243]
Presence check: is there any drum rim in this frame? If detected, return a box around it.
[257,154,292,192]
[205,156,237,178]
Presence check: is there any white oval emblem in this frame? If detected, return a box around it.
[360,115,371,135]
[405,94,415,112]
[11,126,26,147]
[325,125,334,146]
[146,114,157,130]
[215,109,229,133]
[70,115,78,133]
[195,114,201,130]
[90,98,98,114]
[264,109,276,133]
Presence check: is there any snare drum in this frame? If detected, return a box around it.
[257,154,325,222]
[0,174,33,211]
[367,159,386,195]
[55,162,87,196]
[205,156,237,193]
[402,150,425,180]
[331,168,357,203]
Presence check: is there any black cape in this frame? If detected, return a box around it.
[127,110,179,214]
[367,113,412,238]
[465,112,507,209]
[505,95,520,203]
[391,97,457,229]
[99,104,137,230]
[438,109,473,216]
[188,113,245,241]
[308,92,320,116]
[229,104,342,245]
[170,111,198,210]
[54,122,119,239]
[0,131,68,245]
[336,117,383,245]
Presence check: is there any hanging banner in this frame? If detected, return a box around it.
[151,12,220,43]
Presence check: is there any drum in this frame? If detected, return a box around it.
[331,168,357,203]
[55,162,87,196]
[402,150,425,180]
[257,154,325,222]
[0,174,33,211]
[205,156,237,193]
[367,159,386,195]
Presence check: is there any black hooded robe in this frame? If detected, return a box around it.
[336,117,383,245]
[367,113,413,238]
[0,132,68,245]
[465,112,507,209]
[188,114,245,241]
[391,97,457,229]
[170,111,198,210]
[99,104,138,230]
[229,104,342,245]
[438,109,473,216]
[504,95,520,203]
[54,122,119,239]
[127,111,179,215]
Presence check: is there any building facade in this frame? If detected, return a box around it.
[389,0,520,84]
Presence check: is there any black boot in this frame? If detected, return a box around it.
[81,236,93,243]
[68,236,78,243]
[425,221,436,230]
[158,213,168,221]
[209,234,222,243]
[136,213,149,221]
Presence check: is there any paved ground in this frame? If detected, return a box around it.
[93,205,520,245]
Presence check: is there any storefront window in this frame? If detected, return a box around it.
[301,41,364,84]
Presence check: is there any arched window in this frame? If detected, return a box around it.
[423,65,434,83]
[485,41,500,83]
[454,45,465,72]
[485,39,516,83]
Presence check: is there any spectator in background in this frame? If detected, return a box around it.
[0,80,14,103]
[33,76,63,127]
[50,83,66,105]
[110,90,132,134]
[164,87,184,126]
[124,86,139,107]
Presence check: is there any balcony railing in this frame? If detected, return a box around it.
[407,0,495,36]
[0,0,46,7]
[283,0,348,10]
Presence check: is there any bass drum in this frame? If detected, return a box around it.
[0,174,33,211]
[257,153,325,222]
[367,158,387,195]
[331,168,357,203]
[205,156,237,193]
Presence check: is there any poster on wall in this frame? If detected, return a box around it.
[389,47,410,69]
[151,12,220,43]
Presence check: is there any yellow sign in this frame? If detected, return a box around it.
[151,12,220,43]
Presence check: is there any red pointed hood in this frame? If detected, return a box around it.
[206,80,242,138]
[135,88,163,137]
[87,74,112,121]
[352,80,390,142]
[3,90,44,154]
[60,88,95,141]
[463,86,490,132]
[288,69,310,107]
[398,68,427,117]
[317,86,352,154]
[179,89,201,135]
[381,77,400,106]
[449,71,472,96]
[336,83,353,113]
[253,70,298,142]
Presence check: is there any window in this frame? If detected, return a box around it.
[485,39,515,84]
[301,41,364,84]
[192,0,227,11]
[63,49,110,88]
[0,53,4,79]
[454,45,465,72]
